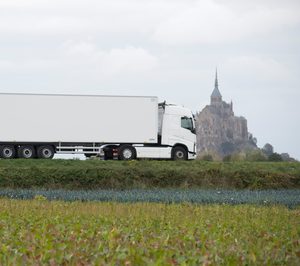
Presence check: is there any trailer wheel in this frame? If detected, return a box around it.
[0,145,16,159]
[18,145,36,159]
[37,145,55,159]
[172,146,188,160]
[118,145,136,160]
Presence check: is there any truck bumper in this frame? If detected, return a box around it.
[188,152,197,160]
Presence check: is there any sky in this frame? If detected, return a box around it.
[0,0,299,159]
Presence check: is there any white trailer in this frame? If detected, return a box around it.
[0,93,197,160]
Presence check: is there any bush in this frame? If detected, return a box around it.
[268,153,283,162]
[223,155,232,162]
[199,154,214,161]
[245,150,267,162]
[0,159,299,189]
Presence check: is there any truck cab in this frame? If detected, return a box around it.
[158,103,197,160]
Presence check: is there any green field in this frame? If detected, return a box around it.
[0,159,299,189]
[0,199,299,265]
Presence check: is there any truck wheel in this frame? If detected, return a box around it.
[0,145,16,159]
[172,146,188,160]
[37,145,55,159]
[18,145,36,159]
[118,145,136,160]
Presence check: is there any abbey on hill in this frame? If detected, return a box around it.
[195,71,257,157]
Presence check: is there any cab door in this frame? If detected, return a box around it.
[180,116,196,152]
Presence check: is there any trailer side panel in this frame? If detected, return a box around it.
[0,94,158,143]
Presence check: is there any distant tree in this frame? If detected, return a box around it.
[223,152,245,162]
[248,133,252,140]
[280,153,290,161]
[280,153,297,162]
[248,133,258,146]
[223,155,232,162]
[231,152,246,161]
[197,150,222,161]
[248,137,258,146]
[200,154,214,161]
[246,150,267,161]
[262,143,274,156]
[268,153,283,162]
[252,137,257,145]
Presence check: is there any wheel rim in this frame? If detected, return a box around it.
[3,148,13,158]
[42,148,52,158]
[176,151,184,159]
[123,149,133,159]
[23,148,33,158]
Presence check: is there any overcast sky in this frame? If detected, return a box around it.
[0,0,299,159]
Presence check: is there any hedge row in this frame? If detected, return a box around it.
[0,159,299,189]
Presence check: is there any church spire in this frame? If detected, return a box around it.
[211,68,222,105]
[215,68,219,90]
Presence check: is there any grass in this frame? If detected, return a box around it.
[0,159,299,189]
[0,199,299,265]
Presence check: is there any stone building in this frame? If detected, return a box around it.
[195,71,256,157]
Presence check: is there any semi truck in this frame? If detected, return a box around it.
[0,93,197,160]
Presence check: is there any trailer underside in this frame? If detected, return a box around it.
[0,142,195,160]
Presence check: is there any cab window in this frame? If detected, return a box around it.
[181,117,194,131]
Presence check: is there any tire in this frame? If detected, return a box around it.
[0,145,16,159]
[118,145,136,160]
[172,146,188,160]
[18,145,36,159]
[37,145,55,159]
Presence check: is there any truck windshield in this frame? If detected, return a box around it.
[181,117,194,132]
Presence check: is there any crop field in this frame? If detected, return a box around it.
[1,160,299,265]
[0,199,299,265]
[0,188,299,207]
